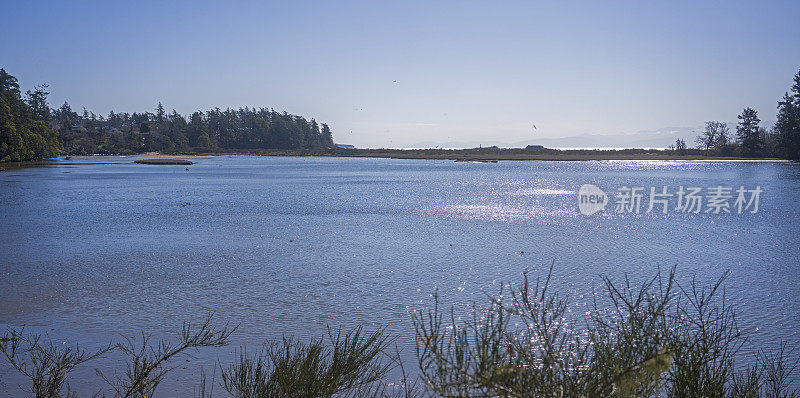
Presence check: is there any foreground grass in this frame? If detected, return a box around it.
[1,266,797,397]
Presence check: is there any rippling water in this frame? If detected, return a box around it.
[1,156,798,395]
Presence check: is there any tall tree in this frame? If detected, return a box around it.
[25,84,52,121]
[156,102,166,124]
[715,123,733,155]
[54,102,78,124]
[321,123,333,147]
[0,69,59,162]
[736,107,762,157]
[1,68,335,157]
[696,121,727,152]
[715,125,731,148]
[674,138,687,155]
[775,69,800,160]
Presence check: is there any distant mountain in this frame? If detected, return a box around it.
[410,126,702,149]
[511,126,701,149]
[408,139,509,149]
[410,122,778,150]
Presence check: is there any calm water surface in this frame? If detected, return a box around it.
[1,156,798,395]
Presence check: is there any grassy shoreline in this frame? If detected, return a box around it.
[154,148,788,162]
[0,148,790,170]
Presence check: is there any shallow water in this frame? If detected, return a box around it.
[1,156,798,395]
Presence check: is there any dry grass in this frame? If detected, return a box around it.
[1,266,798,397]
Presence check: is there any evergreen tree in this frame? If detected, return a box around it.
[156,102,166,124]
[54,102,78,124]
[321,123,333,147]
[0,68,336,159]
[0,69,59,162]
[25,84,52,121]
[775,70,800,160]
[736,107,762,157]
[186,112,207,147]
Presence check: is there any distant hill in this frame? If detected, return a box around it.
[408,125,767,150]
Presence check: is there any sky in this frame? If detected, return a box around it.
[2,1,800,148]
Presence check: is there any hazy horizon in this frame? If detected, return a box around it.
[3,1,799,148]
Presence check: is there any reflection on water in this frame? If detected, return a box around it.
[0,156,798,395]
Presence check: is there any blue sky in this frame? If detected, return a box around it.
[3,1,799,147]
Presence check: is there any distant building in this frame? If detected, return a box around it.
[335,144,355,149]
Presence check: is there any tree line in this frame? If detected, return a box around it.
[688,69,800,159]
[0,69,60,162]
[4,66,800,162]
[0,68,335,161]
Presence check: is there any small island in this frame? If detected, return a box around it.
[133,158,193,165]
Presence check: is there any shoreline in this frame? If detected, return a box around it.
[0,148,792,169]
[122,148,791,162]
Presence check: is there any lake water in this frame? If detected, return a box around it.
[1,156,798,395]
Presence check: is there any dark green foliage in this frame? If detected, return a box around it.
[221,327,393,398]
[737,107,763,157]
[57,104,336,156]
[775,70,800,160]
[0,67,335,159]
[0,69,59,162]
[54,103,333,154]
[691,69,800,160]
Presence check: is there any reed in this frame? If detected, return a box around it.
[1,266,798,397]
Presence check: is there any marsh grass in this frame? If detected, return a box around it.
[1,266,798,397]
[97,317,235,398]
[220,326,402,398]
[413,265,799,397]
[0,329,112,397]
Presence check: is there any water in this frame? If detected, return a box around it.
[1,156,798,395]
